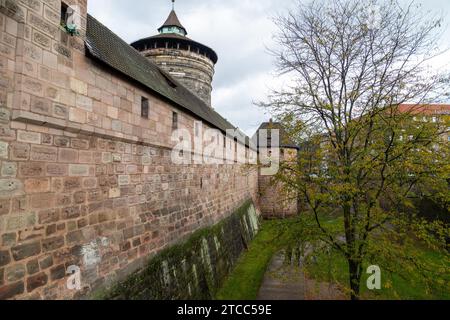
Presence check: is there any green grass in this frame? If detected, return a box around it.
[216,214,450,300]
[304,217,450,300]
[215,219,294,300]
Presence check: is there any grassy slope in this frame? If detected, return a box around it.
[304,216,450,300]
[217,215,449,300]
[215,219,293,300]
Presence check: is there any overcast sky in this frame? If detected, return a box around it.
[88,0,450,136]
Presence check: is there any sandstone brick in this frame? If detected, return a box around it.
[45,224,56,236]
[0,179,24,198]
[118,175,130,186]
[70,78,88,95]
[0,107,11,123]
[46,163,68,176]
[30,145,57,162]
[69,164,90,177]
[54,136,70,147]
[0,250,11,267]
[41,133,53,145]
[26,259,40,275]
[58,148,78,163]
[24,178,50,193]
[39,255,53,270]
[42,50,57,69]
[27,272,47,292]
[30,96,51,116]
[66,230,83,244]
[11,241,41,261]
[53,103,69,119]
[61,206,81,220]
[18,163,44,178]
[1,162,17,177]
[2,233,16,247]
[17,130,41,144]
[38,209,60,224]
[10,143,30,160]
[74,191,87,204]
[78,151,93,163]
[0,281,24,300]
[71,138,89,150]
[50,264,65,281]
[42,236,64,253]
[101,152,112,164]
[30,193,55,209]
[63,177,81,191]
[0,198,11,215]
[6,264,25,282]
[6,212,36,231]
[0,141,8,159]
[69,107,86,124]
[56,194,71,207]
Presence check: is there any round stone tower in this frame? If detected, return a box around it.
[131,2,218,107]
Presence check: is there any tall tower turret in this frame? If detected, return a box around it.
[131,1,218,107]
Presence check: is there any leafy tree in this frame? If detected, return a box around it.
[261,0,450,299]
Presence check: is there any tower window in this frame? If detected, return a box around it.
[141,97,149,118]
[172,112,178,130]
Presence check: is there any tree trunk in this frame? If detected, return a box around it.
[348,259,361,300]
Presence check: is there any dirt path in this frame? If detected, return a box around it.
[257,252,346,300]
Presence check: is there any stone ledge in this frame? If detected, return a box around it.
[11,110,173,150]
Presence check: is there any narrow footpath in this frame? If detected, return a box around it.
[257,252,346,300]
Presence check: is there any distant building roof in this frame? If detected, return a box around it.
[85,14,236,136]
[398,104,450,115]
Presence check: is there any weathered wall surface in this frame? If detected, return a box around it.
[258,148,299,219]
[99,200,259,300]
[0,0,259,300]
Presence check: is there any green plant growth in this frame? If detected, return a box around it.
[92,200,259,300]
[296,216,450,300]
[216,219,298,300]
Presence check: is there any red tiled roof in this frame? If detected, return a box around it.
[398,104,450,115]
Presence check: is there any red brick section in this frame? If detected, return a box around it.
[398,104,450,115]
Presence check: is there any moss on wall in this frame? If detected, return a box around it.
[94,200,260,300]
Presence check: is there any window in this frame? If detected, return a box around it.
[61,2,69,25]
[195,122,201,138]
[141,97,149,118]
[172,112,178,130]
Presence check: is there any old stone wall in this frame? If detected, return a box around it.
[258,148,299,219]
[0,0,259,300]
[98,200,259,300]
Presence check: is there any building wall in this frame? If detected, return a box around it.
[258,148,299,219]
[0,0,258,300]
[142,47,214,107]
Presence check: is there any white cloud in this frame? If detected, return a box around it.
[88,0,450,134]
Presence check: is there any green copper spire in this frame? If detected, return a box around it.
[158,1,187,36]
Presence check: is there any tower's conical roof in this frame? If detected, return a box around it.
[158,10,187,35]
